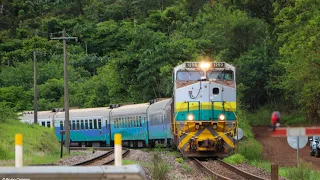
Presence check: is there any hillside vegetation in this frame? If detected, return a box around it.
[0,119,61,165]
[0,0,319,123]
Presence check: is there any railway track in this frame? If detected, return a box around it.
[70,147,113,151]
[193,158,265,180]
[73,148,130,166]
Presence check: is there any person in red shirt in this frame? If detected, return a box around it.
[271,111,280,131]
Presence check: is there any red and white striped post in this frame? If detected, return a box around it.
[15,134,23,167]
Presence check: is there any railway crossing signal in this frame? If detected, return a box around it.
[271,127,320,167]
[271,127,320,137]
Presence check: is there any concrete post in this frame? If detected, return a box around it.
[114,134,122,166]
[15,134,23,167]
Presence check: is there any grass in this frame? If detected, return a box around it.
[224,153,245,164]
[175,157,192,172]
[283,163,320,180]
[0,119,63,166]
[249,160,320,180]
[167,150,180,157]
[152,152,171,180]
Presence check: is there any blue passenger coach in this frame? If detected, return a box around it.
[110,103,150,147]
[54,108,111,147]
[148,99,173,146]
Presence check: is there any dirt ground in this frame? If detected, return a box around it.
[252,127,320,170]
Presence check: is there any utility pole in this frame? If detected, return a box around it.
[33,51,38,124]
[51,29,78,154]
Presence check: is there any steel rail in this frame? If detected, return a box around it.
[192,158,232,180]
[104,149,130,165]
[70,147,113,151]
[73,149,115,166]
[216,159,265,180]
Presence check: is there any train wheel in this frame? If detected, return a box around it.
[310,151,315,156]
[315,148,320,157]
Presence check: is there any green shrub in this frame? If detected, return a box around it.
[152,153,171,180]
[239,139,263,161]
[181,163,192,173]
[286,163,315,180]
[224,153,245,164]
[175,157,184,164]
[0,102,17,122]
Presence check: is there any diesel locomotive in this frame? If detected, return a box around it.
[20,61,238,157]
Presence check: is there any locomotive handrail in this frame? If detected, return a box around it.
[173,101,186,136]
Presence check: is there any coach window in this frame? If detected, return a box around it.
[72,120,76,130]
[117,119,119,128]
[85,120,88,129]
[98,119,102,129]
[136,119,139,127]
[122,118,124,128]
[76,120,80,130]
[41,121,45,127]
[127,118,129,128]
[60,121,64,130]
[81,120,84,130]
[47,121,51,128]
[126,118,129,128]
[94,119,97,129]
[129,117,134,128]
[139,116,142,127]
[114,119,117,129]
[89,120,93,129]
[69,122,71,130]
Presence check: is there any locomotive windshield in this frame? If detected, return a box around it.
[208,70,234,80]
[176,70,204,81]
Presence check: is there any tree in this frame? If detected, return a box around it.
[275,0,320,121]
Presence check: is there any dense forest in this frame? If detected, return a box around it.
[0,0,319,122]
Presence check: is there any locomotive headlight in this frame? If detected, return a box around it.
[219,114,225,121]
[200,62,211,70]
[187,114,194,121]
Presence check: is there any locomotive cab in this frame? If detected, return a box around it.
[173,62,237,157]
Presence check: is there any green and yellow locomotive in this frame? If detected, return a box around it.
[172,61,238,157]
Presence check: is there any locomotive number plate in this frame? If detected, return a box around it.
[185,62,225,68]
